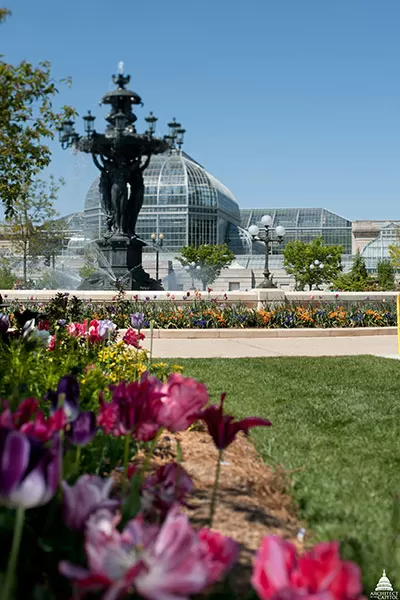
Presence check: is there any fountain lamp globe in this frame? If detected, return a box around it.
[275,225,285,240]
[248,225,259,238]
[261,214,273,227]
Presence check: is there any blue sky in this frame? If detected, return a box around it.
[2,0,399,220]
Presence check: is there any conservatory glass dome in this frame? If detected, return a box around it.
[83,150,240,252]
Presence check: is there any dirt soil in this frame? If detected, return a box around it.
[132,426,304,595]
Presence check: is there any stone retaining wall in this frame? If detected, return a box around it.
[120,327,397,339]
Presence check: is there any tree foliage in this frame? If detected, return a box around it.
[283,237,342,290]
[176,244,235,289]
[1,176,64,284]
[0,9,75,215]
[331,250,371,291]
[377,260,395,291]
[388,230,400,271]
[0,256,17,289]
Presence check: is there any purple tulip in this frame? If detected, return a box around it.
[0,427,60,508]
[130,312,145,329]
[97,319,117,340]
[0,313,9,336]
[48,375,80,422]
[66,411,97,447]
[61,475,119,531]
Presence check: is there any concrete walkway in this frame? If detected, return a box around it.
[142,334,399,359]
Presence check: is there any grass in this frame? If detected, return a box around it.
[174,356,400,590]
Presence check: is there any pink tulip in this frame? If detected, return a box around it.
[60,507,210,600]
[251,536,363,600]
[157,373,209,432]
[134,508,208,600]
[198,528,240,585]
[0,398,65,443]
[97,375,164,441]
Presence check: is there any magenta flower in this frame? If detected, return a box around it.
[67,321,87,338]
[20,408,66,443]
[0,428,60,508]
[134,508,208,600]
[198,393,272,450]
[0,397,66,443]
[141,462,194,518]
[157,373,209,432]
[123,327,145,348]
[99,375,164,441]
[251,536,363,600]
[97,397,122,436]
[60,507,210,600]
[61,475,119,531]
[198,528,240,586]
[0,397,39,429]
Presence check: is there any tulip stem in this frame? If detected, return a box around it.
[75,446,81,468]
[2,506,25,600]
[139,428,163,484]
[209,449,223,528]
[175,437,182,500]
[148,320,154,370]
[122,434,131,496]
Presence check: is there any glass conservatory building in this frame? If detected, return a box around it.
[83,150,241,252]
[360,223,400,271]
[78,150,354,278]
[228,208,352,269]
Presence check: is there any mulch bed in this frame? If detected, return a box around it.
[129,426,304,595]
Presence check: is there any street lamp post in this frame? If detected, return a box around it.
[151,232,164,281]
[248,215,285,288]
[308,259,324,290]
[185,261,201,290]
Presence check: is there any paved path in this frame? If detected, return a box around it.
[142,334,399,359]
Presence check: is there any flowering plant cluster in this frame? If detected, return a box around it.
[0,366,364,600]
[4,293,396,331]
[0,308,367,599]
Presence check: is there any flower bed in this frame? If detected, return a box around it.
[1,290,397,330]
[0,315,367,599]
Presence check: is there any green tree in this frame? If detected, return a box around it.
[331,250,371,291]
[1,176,63,284]
[0,256,17,288]
[0,9,75,215]
[283,237,342,291]
[377,260,395,291]
[0,8,11,22]
[176,243,234,290]
[388,231,400,271]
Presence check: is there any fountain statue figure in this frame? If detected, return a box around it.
[94,153,149,237]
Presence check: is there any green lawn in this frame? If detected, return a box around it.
[174,356,400,590]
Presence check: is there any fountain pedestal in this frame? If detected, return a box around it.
[97,235,162,291]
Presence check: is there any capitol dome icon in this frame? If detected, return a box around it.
[375,570,394,592]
